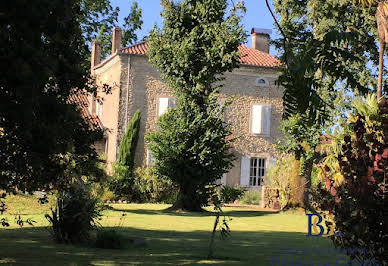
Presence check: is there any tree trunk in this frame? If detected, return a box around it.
[289,158,304,208]
[376,2,388,97]
[166,186,204,212]
[378,40,385,98]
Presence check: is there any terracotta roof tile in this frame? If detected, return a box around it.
[68,91,104,131]
[120,42,281,68]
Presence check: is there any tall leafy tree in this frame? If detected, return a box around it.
[266,0,381,207]
[147,0,246,211]
[359,0,388,97]
[0,0,104,191]
[94,1,143,58]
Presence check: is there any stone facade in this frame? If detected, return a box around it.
[91,28,284,189]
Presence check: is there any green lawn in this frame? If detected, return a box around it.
[0,195,350,265]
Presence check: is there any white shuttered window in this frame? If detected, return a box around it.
[240,156,250,187]
[158,97,176,117]
[251,105,271,135]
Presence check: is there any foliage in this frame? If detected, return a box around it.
[220,185,246,204]
[207,193,232,259]
[239,190,261,205]
[95,229,125,249]
[264,156,295,209]
[277,114,323,208]
[132,167,177,203]
[314,94,388,265]
[146,97,236,211]
[86,0,143,58]
[1,0,106,192]
[147,0,246,211]
[111,110,141,199]
[45,185,103,244]
[272,0,379,120]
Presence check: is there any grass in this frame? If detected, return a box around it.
[0,194,351,265]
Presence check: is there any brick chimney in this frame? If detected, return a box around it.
[91,40,101,70]
[111,27,122,55]
[251,28,271,54]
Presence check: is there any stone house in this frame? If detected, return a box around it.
[89,27,283,189]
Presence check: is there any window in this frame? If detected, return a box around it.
[158,97,176,117]
[96,100,103,117]
[249,158,266,187]
[251,104,271,135]
[146,149,154,166]
[255,77,269,87]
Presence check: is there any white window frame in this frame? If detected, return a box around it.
[158,97,176,117]
[146,149,154,166]
[249,157,266,187]
[250,104,271,136]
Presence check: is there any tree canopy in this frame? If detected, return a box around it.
[147,0,246,211]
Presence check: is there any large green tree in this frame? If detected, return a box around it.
[93,1,143,58]
[266,0,381,207]
[147,0,246,211]
[0,0,106,192]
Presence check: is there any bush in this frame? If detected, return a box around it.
[220,185,245,203]
[264,156,294,209]
[45,185,103,244]
[132,167,178,203]
[95,229,124,249]
[315,95,388,265]
[239,190,261,205]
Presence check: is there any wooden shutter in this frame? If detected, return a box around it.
[146,149,154,166]
[168,98,176,108]
[240,155,250,187]
[251,105,271,135]
[158,97,169,116]
[251,105,262,134]
[262,105,271,135]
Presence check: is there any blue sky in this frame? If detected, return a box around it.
[110,0,278,54]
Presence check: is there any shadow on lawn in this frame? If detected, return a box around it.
[110,207,278,218]
[0,226,348,265]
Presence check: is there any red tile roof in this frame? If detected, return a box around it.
[68,91,104,131]
[120,42,281,68]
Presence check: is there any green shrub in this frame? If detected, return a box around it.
[239,190,261,205]
[220,185,245,203]
[132,167,178,203]
[264,156,294,209]
[45,185,103,244]
[95,229,124,249]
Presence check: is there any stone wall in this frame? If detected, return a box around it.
[122,55,283,186]
[97,53,283,185]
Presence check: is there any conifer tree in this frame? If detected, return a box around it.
[112,110,141,198]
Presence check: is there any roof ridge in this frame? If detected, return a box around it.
[120,42,281,68]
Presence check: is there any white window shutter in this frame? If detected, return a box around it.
[146,149,154,166]
[240,156,250,187]
[168,98,176,108]
[269,157,277,167]
[251,105,271,135]
[158,97,169,116]
[262,105,271,135]
[221,173,227,186]
[251,105,263,134]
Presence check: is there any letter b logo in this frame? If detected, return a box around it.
[306,214,325,237]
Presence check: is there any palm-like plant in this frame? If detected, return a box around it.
[359,0,388,97]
